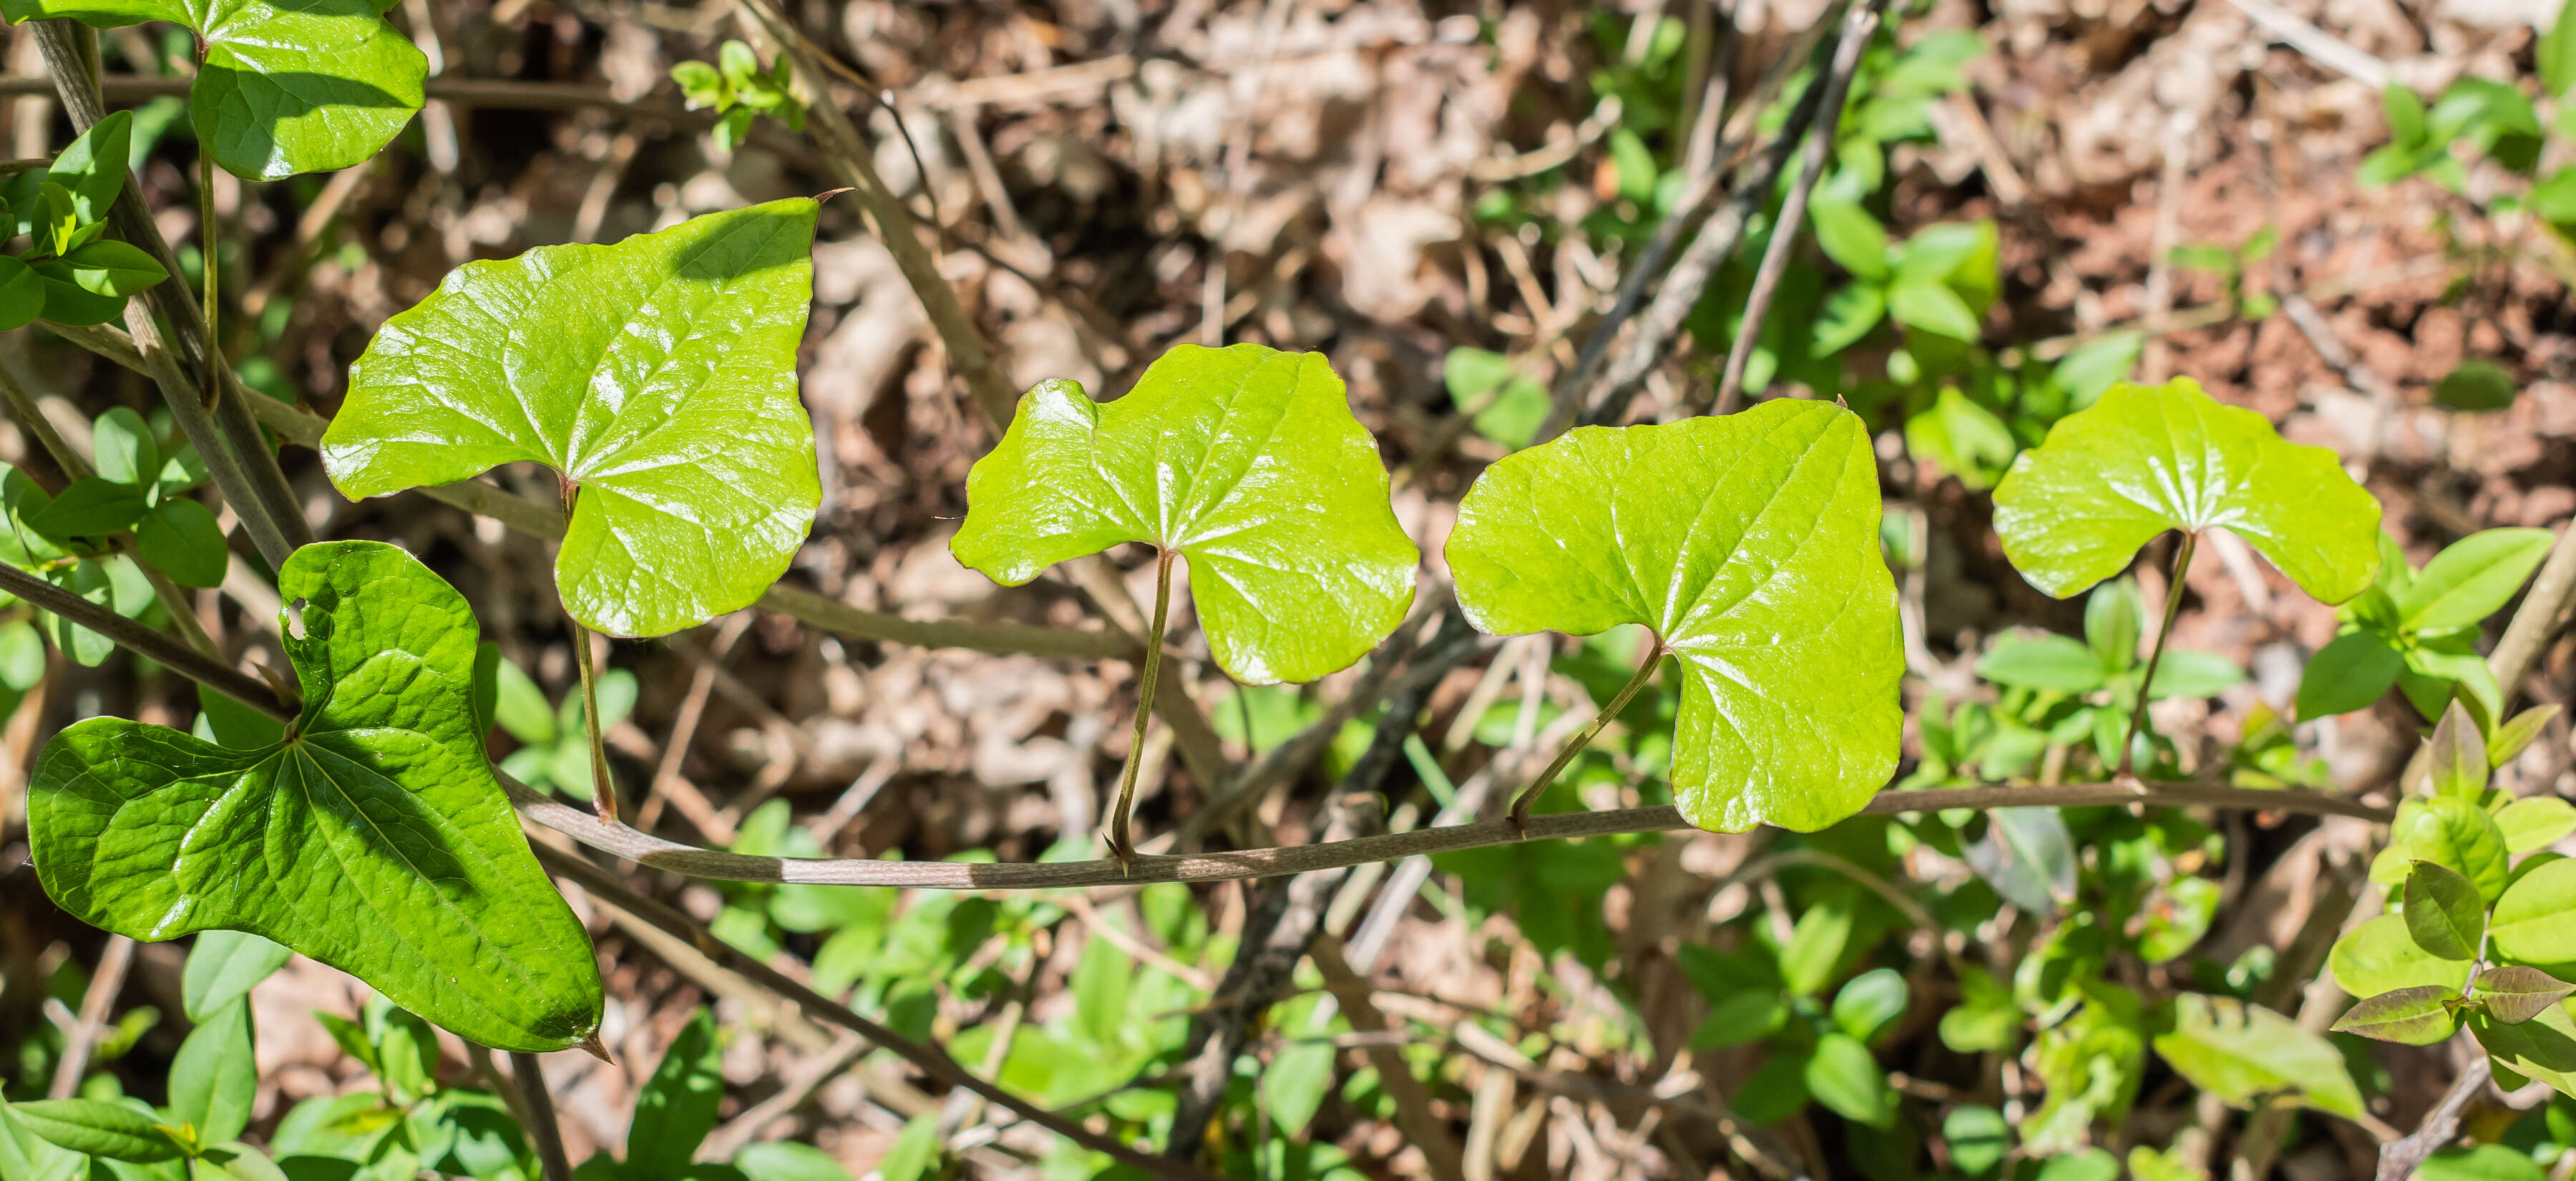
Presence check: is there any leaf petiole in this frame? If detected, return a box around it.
[562,480,618,823]
[2116,530,2198,780]
[1106,550,1176,870]
[1508,636,1663,832]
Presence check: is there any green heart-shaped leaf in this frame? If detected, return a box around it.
[1992,377,2381,602]
[1,0,426,180]
[26,540,604,1051]
[2328,985,2462,1045]
[1444,400,1901,832]
[950,343,1419,685]
[323,201,821,638]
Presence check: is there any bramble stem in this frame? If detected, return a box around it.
[1507,636,1664,831]
[1106,550,1176,867]
[2117,530,2198,779]
[562,482,618,822]
[198,141,217,405]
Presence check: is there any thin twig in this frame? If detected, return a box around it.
[530,842,1227,1181]
[2377,1057,2490,1181]
[507,1052,577,1181]
[48,933,132,1098]
[2117,532,2199,779]
[1108,552,1177,865]
[1712,0,1878,415]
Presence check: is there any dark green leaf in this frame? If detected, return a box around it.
[137,498,228,588]
[24,475,146,537]
[2296,631,2404,719]
[44,110,127,224]
[0,256,46,332]
[27,540,605,1051]
[2434,361,2518,412]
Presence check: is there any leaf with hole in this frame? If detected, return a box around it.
[952,342,1418,685]
[2151,993,2362,1118]
[0,0,426,180]
[1991,377,2381,602]
[324,201,821,638]
[2478,966,2575,1024]
[26,540,604,1051]
[1444,400,1900,832]
[2329,984,2462,1045]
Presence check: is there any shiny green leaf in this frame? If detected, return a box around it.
[1445,401,1899,832]
[1992,378,2381,602]
[9,1100,178,1162]
[61,239,166,298]
[26,540,604,1051]
[0,0,426,180]
[952,342,1417,685]
[325,201,821,638]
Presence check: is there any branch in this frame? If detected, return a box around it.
[0,559,286,714]
[502,775,2389,891]
[505,1052,578,1181]
[2376,1056,2489,1181]
[530,841,1227,1181]
[1713,0,1878,415]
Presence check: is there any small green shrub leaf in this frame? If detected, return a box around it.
[169,997,256,1142]
[2296,631,2404,719]
[1805,1033,1896,1129]
[2492,857,2576,975]
[26,540,604,1051]
[326,201,821,638]
[952,343,1418,685]
[2427,701,2491,798]
[1445,400,1901,832]
[2328,985,2461,1045]
[2403,860,2486,960]
[2331,914,2473,997]
[1991,377,2381,602]
[2391,794,2512,902]
[182,930,291,1023]
[8,1101,178,1162]
[2403,528,2553,631]
[2152,993,2363,1118]
[1,0,426,180]
[628,1009,723,1180]
[135,498,228,588]
[2477,966,2575,1024]
[2499,797,2576,854]
[59,239,165,298]
[2470,1001,2576,1097]
[1976,633,2106,693]
[2433,361,2519,412]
